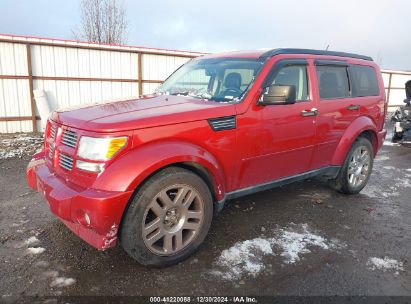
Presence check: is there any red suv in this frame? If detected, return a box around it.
[27,49,387,266]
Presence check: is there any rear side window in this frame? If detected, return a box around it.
[316,66,350,99]
[350,65,379,97]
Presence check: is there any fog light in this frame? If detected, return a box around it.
[76,160,104,172]
[76,209,91,227]
[84,213,91,226]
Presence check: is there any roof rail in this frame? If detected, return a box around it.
[259,48,373,61]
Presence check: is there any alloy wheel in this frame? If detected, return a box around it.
[347,145,371,188]
[142,184,204,255]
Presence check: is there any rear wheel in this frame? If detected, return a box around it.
[329,136,374,194]
[120,167,213,267]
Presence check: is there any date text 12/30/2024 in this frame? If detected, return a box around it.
[149,296,258,303]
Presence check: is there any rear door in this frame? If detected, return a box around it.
[311,60,360,168]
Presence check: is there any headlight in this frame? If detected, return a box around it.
[77,136,128,161]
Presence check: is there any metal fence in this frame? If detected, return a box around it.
[0,33,410,133]
[381,69,411,110]
[0,34,201,133]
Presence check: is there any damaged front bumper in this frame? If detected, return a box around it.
[26,151,133,250]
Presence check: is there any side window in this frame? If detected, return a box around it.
[316,66,350,99]
[350,65,379,97]
[270,66,309,101]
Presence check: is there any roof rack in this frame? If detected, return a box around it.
[259,48,373,61]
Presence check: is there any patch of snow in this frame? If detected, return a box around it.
[50,277,76,288]
[274,225,338,264]
[27,247,45,254]
[11,219,29,227]
[374,155,390,162]
[394,177,411,188]
[367,257,404,275]
[383,141,400,147]
[382,166,396,170]
[210,224,343,280]
[211,238,273,280]
[361,184,400,199]
[25,236,40,245]
[34,261,49,268]
[0,133,43,160]
[361,164,410,200]
[43,270,59,278]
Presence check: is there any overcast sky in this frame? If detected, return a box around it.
[0,0,410,70]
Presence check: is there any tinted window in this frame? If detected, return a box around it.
[316,66,350,99]
[350,65,379,97]
[270,66,309,101]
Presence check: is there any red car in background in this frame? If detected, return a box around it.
[27,48,387,266]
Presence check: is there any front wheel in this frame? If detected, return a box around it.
[329,136,374,194]
[120,167,213,267]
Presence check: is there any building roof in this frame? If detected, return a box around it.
[0,33,205,57]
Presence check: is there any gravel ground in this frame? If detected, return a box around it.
[0,131,410,299]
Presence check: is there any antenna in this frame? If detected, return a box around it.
[325,44,330,51]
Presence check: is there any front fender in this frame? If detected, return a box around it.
[331,116,378,166]
[92,140,226,201]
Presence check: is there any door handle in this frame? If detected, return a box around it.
[347,104,360,111]
[301,108,318,117]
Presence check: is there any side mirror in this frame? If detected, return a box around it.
[259,84,296,105]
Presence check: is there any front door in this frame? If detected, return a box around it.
[236,59,318,188]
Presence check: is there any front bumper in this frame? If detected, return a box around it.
[26,151,133,250]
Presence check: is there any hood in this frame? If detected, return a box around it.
[50,95,236,132]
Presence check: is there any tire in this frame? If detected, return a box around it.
[120,167,213,267]
[329,136,374,194]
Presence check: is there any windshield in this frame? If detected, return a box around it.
[156,57,264,102]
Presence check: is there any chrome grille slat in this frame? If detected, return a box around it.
[61,130,78,148]
[60,155,73,163]
[49,146,54,159]
[50,125,57,139]
[48,124,57,159]
[59,158,73,166]
[59,154,74,171]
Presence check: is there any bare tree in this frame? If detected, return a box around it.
[72,0,128,44]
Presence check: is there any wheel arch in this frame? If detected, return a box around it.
[358,129,378,156]
[93,139,226,202]
[331,116,379,165]
[117,162,220,241]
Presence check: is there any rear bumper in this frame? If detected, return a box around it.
[377,129,387,151]
[26,151,133,250]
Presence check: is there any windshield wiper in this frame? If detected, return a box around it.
[169,90,190,96]
[191,92,212,100]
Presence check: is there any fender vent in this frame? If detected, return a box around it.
[208,116,236,131]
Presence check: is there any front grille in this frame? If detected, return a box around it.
[48,124,57,159]
[62,129,78,148]
[59,154,74,171]
[50,124,57,139]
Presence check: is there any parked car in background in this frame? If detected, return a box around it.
[391,80,411,142]
[27,48,387,266]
